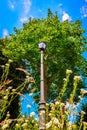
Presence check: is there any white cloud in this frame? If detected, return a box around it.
[80,5,87,18]
[19,0,31,23]
[8,0,15,10]
[3,29,9,37]
[85,0,87,2]
[22,0,31,15]
[62,11,72,21]
[57,4,71,21]
[20,17,28,23]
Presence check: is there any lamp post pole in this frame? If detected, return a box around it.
[39,42,46,130]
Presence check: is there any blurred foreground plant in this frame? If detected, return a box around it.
[0,60,38,130]
[46,69,87,130]
[0,67,87,130]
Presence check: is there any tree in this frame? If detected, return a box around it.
[0,38,28,125]
[2,9,87,102]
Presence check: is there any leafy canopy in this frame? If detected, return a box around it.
[2,9,87,102]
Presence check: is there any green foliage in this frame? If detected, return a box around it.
[2,9,87,102]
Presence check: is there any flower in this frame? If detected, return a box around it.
[80,89,87,95]
[26,75,30,82]
[30,112,35,117]
[74,76,82,82]
[55,101,59,105]
[16,123,19,127]
[6,111,10,118]
[22,115,25,118]
[27,104,31,109]
[3,96,8,100]
[35,118,39,121]
[6,89,9,92]
[22,123,27,127]
[2,124,9,129]
[8,59,13,63]
[5,63,9,66]
[49,113,52,117]
[46,121,52,129]
[67,122,72,128]
[83,122,87,125]
[50,103,54,107]
[63,78,67,81]
[8,86,12,90]
[1,65,5,68]
[29,93,33,96]
[61,103,65,107]
[12,89,16,92]
[66,69,72,75]
[52,117,60,126]
[81,111,86,115]
[46,103,49,106]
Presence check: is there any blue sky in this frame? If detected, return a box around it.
[0,0,87,38]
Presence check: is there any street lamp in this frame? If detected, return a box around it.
[38,42,46,130]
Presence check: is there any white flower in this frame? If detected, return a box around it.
[8,59,13,63]
[26,75,30,82]
[67,122,72,128]
[35,118,39,121]
[81,89,87,94]
[78,96,82,100]
[16,123,19,127]
[49,113,52,117]
[30,112,35,117]
[29,93,33,96]
[12,89,16,92]
[61,103,65,107]
[46,121,52,129]
[22,115,25,118]
[83,122,87,125]
[2,124,8,129]
[6,111,10,118]
[5,63,9,66]
[27,104,31,109]
[50,103,54,107]
[66,69,72,75]
[81,111,86,115]
[63,78,67,81]
[22,123,27,127]
[55,101,59,105]
[8,86,12,90]
[52,117,60,126]
[46,103,49,106]
[74,76,82,81]
[3,96,8,100]
[1,65,5,68]
[6,89,9,92]
[25,119,29,123]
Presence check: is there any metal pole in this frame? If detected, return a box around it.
[39,50,46,130]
